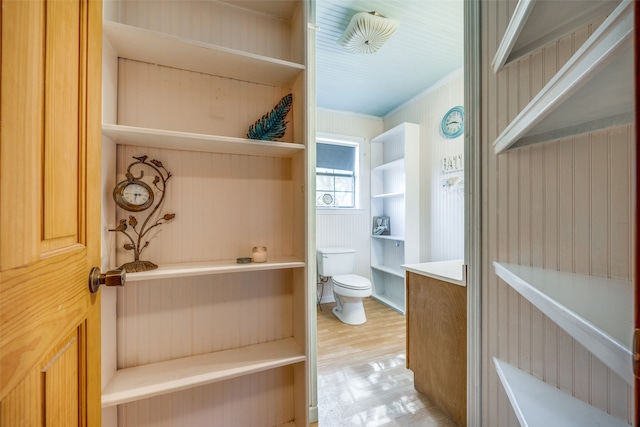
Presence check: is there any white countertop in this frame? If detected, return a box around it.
[402,259,466,287]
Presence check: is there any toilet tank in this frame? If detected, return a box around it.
[316,247,356,277]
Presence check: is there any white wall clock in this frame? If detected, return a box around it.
[441,106,464,139]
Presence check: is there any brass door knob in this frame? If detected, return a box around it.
[88,267,125,293]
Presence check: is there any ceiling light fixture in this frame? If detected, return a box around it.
[338,11,399,54]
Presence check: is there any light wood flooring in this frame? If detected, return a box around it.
[312,298,457,427]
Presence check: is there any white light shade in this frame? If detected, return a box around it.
[338,11,399,54]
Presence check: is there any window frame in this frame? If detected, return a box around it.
[315,133,362,210]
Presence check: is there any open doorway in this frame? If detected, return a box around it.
[311,0,468,425]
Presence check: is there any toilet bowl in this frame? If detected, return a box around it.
[316,247,372,325]
[331,274,372,325]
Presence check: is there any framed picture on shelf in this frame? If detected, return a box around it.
[372,216,390,235]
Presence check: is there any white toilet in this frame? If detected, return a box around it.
[316,247,372,325]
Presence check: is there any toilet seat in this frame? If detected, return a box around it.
[332,274,371,290]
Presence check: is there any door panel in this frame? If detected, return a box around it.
[0,0,102,425]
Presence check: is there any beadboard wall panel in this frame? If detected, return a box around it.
[384,71,464,262]
[118,366,296,426]
[117,60,296,143]
[481,2,632,425]
[116,0,293,62]
[114,145,293,266]
[116,270,292,368]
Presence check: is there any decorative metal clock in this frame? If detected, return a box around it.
[109,155,175,273]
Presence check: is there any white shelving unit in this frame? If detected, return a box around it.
[101,2,309,426]
[103,338,306,407]
[494,262,633,384]
[102,124,305,158]
[492,0,633,424]
[493,0,633,154]
[494,358,629,427]
[369,123,420,314]
[491,0,620,72]
[103,21,304,88]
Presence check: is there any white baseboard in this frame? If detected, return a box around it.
[309,405,318,423]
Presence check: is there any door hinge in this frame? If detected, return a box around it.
[634,328,640,378]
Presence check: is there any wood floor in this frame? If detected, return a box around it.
[312,298,457,427]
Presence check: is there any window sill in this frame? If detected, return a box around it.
[316,208,365,215]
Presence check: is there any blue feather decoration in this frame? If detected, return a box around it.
[247,94,292,141]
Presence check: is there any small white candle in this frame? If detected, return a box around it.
[252,246,267,263]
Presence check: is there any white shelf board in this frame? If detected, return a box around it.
[102,338,306,407]
[494,358,628,427]
[493,0,633,154]
[103,124,304,158]
[371,158,404,174]
[370,122,411,145]
[103,21,304,87]
[493,262,633,384]
[126,258,306,282]
[371,192,404,199]
[371,234,405,242]
[371,264,405,278]
[492,0,621,72]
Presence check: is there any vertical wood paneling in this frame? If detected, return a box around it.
[609,126,632,279]
[117,271,292,368]
[118,367,296,427]
[118,0,293,61]
[114,145,293,266]
[481,1,634,425]
[117,60,295,142]
[384,72,464,262]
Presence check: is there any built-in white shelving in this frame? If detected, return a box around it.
[492,0,620,72]
[126,258,306,282]
[369,123,420,314]
[493,0,633,153]
[371,235,404,242]
[494,358,629,427]
[493,262,633,384]
[103,21,304,88]
[103,124,305,158]
[371,158,404,174]
[490,0,634,423]
[372,192,405,199]
[102,338,306,407]
[101,2,309,425]
[371,264,404,278]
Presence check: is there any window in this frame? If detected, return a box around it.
[316,137,359,208]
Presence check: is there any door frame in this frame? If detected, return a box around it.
[464,1,482,426]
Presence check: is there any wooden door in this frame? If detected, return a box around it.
[0,0,102,425]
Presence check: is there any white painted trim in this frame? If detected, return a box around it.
[307,0,319,423]
[491,0,535,73]
[316,208,365,215]
[464,0,482,424]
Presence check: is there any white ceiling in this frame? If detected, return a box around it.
[315,0,464,117]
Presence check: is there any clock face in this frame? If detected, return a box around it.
[113,180,154,212]
[123,183,150,206]
[442,106,464,138]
